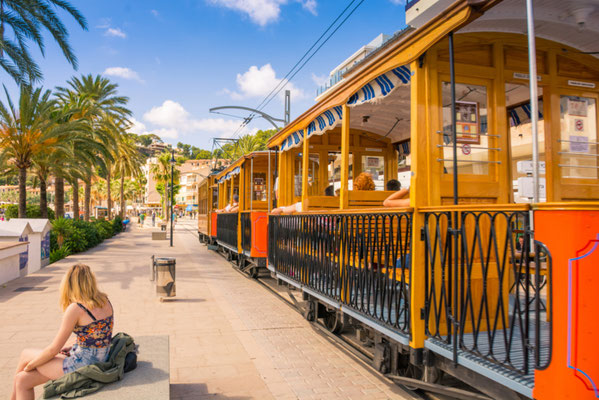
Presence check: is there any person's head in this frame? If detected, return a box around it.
[233,194,239,203]
[324,185,335,197]
[518,236,524,244]
[354,172,375,191]
[386,179,401,191]
[59,264,108,311]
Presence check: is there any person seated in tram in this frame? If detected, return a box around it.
[383,186,410,208]
[324,185,335,197]
[386,179,401,191]
[216,194,239,213]
[354,172,375,191]
[271,201,303,215]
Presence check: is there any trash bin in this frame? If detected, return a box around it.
[154,257,176,298]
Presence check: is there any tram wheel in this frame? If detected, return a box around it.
[324,311,345,334]
[304,300,316,322]
[397,363,424,391]
[249,267,259,279]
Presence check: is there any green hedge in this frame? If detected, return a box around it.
[3,204,55,220]
[49,217,124,263]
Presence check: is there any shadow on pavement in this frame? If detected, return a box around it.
[170,383,252,400]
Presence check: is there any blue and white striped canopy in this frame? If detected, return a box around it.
[217,166,241,184]
[280,129,304,152]
[306,106,343,138]
[278,64,412,152]
[348,65,411,106]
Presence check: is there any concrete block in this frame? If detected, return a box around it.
[152,231,167,240]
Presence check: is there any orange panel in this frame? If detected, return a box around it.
[210,212,218,237]
[250,212,268,258]
[534,210,599,400]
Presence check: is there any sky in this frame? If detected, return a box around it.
[1,0,408,150]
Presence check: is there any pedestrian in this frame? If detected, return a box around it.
[151,212,156,227]
[11,264,114,399]
[140,212,145,226]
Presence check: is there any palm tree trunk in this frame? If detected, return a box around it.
[39,175,48,218]
[106,170,112,220]
[54,175,65,218]
[120,173,125,218]
[18,166,26,218]
[84,178,91,221]
[72,179,79,220]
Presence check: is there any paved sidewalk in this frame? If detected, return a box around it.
[0,218,410,399]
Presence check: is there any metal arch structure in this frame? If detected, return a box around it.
[209,105,286,129]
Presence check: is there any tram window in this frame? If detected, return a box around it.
[327,152,353,193]
[252,172,267,201]
[559,96,598,180]
[442,82,489,175]
[308,154,320,196]
[506,83,546,202]
[294,152,302,198]
[361,156,385,190]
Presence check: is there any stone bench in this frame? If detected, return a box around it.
[43,335,169,399]
[152,231,167,240]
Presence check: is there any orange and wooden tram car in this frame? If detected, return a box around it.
[199,1,599,398]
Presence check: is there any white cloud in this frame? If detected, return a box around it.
[105,27,126,38]
[142,100,251,140]
[103,67,144,83]
[389,0,406,4]
[228,63,304,102]
[150,9,160,17]
[208,0,317,26]
[311,73,328,87]
[128,117,147,134]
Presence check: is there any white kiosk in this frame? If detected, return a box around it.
[0,220,33,276]
[18,219,51,272]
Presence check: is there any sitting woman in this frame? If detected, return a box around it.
[12,264,113,400]
[354,172,375,191]
[216,194,239,213]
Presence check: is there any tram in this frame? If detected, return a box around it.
[200,0,599,398]
[204,151,276,276]
[197,170,219,244]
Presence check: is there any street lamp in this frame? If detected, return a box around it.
[170,150,176,247]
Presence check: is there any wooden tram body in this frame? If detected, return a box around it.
[210,151,276,276]
[197,171,220,244]
[199,1,599,398]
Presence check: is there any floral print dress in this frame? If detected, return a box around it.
[62,302,114,374]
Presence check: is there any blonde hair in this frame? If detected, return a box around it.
[354,172,375,191]
[59,264,108,311]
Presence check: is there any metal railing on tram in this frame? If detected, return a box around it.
[422,208,552,376]
[216,213,238,251]
[269,212,412,335]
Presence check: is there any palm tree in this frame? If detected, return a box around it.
[55,74,131,220]
[114,134,143,218]
[0,0,87,83]
[0,85,73,217]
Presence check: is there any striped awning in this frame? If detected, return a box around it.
[278,65,411,152]
[280,129,304,152]
[217,166,241,184]
[509,100,544,127]
[306,106,343,138]
[348,65,411,106]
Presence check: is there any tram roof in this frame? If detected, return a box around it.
[213,151,273,181]
[268,0,599,149]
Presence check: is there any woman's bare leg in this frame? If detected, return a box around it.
[14,356,64,400]
[11,349,42,400]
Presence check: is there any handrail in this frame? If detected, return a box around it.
[532,202,599,211]
[281,207,414,215]
[418,204,530,212]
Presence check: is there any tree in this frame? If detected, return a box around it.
[195,149,212,159]
[0,0,87,83]
[0,85,74,217]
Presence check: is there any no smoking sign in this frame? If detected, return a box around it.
[575,119,584,132]
[462,144,471,155]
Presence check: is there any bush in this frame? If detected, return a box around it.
[4,204,55,220]
[72,220,102,248]
[93,219,114,240]
[112,216,123,235]
[50,244,71,263]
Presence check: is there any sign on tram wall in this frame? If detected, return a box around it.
[568,80,596,89]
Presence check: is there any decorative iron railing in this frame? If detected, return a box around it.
[216,213,238,251]
[269,212,412,335]
[423,209,552,376]
[240,212,251,253]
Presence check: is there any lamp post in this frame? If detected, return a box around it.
[170,150,175,247]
